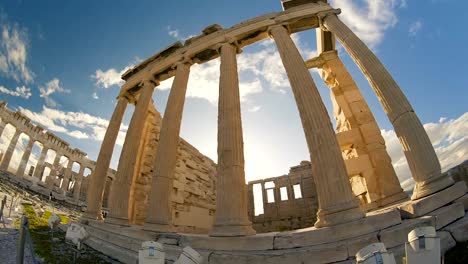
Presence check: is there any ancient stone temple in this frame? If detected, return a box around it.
[0,101,110,203]
[76,1,468,263]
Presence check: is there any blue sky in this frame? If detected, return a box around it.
[0,0,467,191]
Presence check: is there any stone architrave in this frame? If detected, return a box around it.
[33,146,49,179]
[16,138,35,177]
[144,62,191,232]
[322,13,453,200]
[318,51,407,207]
[0,129,21,172]
[106,81,155,226]
[73,165,85,201]
[61,160,74,192]
[270,24,363,227]
[210,42,256,237]
[83,97,127,220]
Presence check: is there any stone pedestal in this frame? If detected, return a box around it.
[16,139,35,177]
[322,14,453,200]
[209,43,256,237]
[0,129,21,172]
[270,25,363,228]
[106,82,155,226]
[83,98,127,220]
[144,62,190,233]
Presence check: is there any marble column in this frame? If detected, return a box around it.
[270,25,363,227]
[73,165,85,200]
[61,160,73,192]
[322,14,453,200]
[210,42,256,237]
[33,145,48,179]
[106,81,155,225]
[48,153,61,187]
[83,97,127,220]
[0,129,21,172]
[16,138,35,177]
[144,62,191,232]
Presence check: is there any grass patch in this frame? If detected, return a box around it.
[21,203,114,263]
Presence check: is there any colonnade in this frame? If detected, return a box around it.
[84,2,452,237]
[0,102,96,200]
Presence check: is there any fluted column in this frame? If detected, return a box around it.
[33,145,48,180]
[73,165,85,200]
[144,62,191,232]
[210,42,256,237]
[270,25,363,227]
[106,80,155,225]
[16,138,35,177]
[83,97,128,220]
[47,153,61,187]
[61,160,73,192]
[0,129,21,172]
[322,14,453,200]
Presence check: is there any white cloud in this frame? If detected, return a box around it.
[329,0,405,48]
[92,92,99,99]
[156,34,315,105]
[248,106,261,112]
[0,18,34,83]
[39,78,70,107]
[409,20,423,36]
[382,112,468,191]
[166,26,195,41]
[0,85,31,99]
[92,66,130,89]
[18,105,128,146]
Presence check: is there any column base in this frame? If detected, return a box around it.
[142,222,176,233]
[209,223,256,237]
[314,204,364,228]
[105,216,130,226]
[411,175,454,200]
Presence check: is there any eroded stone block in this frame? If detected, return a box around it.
[379,216,435,248]
[443,213,468,242]
[428,202,464,229]
[399,181,467,218]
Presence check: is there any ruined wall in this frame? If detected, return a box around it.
[247,161,318,233]
[447,161,468,187]
[129,105,217,233]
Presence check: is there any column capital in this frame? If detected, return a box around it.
[139,78,159,88]
[171,58,193,70]
[316,9,342,31]
[214,39,242,54]
[267,24,290,38]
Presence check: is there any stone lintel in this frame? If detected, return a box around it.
[398,181,467,218]
[428,202,464,229]
[273,208,401,249]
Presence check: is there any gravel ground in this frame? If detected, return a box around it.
[0,228,38,264]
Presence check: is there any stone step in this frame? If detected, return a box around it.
[399,181,467,218]
[428,202,464,229]
[443,212,468,242]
